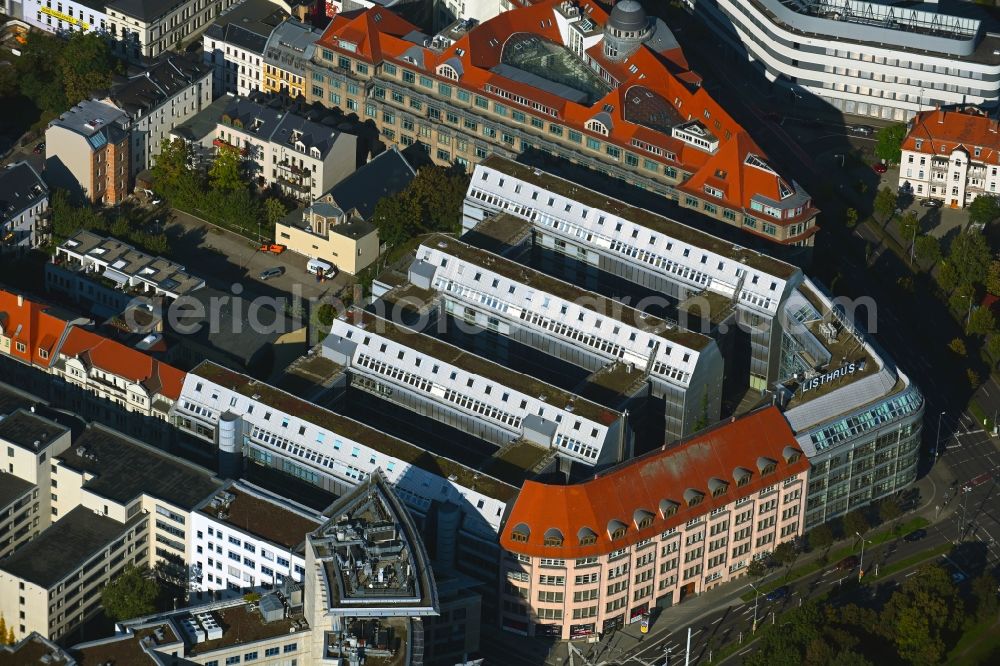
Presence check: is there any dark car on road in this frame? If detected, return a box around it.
[920,198,943,208]
[258,266,285,281]
[903,528,927,542]
[765,586,789,601]
[873,163,888,174]
[837,555,860,571]
[33,142,45,154]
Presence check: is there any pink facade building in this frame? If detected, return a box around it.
[498,406,809,640]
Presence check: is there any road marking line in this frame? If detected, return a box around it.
[712,617,723,624]
[905,571,918,577]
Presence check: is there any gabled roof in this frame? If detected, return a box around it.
[0,290,73,368]
[0,162,47,224]
[325,146,415,220]
[59,327,186,400]
[903,108,1000,165]
[500,406,807,558]
[313,0,816,236]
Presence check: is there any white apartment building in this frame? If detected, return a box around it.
[190,482,324,595]
[324,311,628,466]
[22,0,108,35]
[0,162,48,254]
[684,0,1000,121]
[173,94,358,202]
[898,107,1000,206]
[170,362,515,540]
[106,0,244,62]
[411,235,725,441]
[464,156,802,393]
[102,53,214,177]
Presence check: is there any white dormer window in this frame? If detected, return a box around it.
[437,64,459,80]
[586,118,609,136]
[703,185,723,198]
[310,146,320,159]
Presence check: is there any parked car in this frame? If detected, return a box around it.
[903,528,927,542]
[258,266,285,281]
[920,199,943,208]
[260,243,286,255]
[951,571,967,583]
[837,555,860,571]
[850,125,873,136]
[33,142,45,154]
[765,586,789,601]
[873,163,888,174]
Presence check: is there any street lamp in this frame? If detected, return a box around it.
[856,532,872,582]
[748,582,762,633]
[935,411,946,462]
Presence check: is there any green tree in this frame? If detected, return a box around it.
[987,334,1000,360]
[914,235,941,265]
[967,306,996,336]
[152,138,192,193]
[60,32,120,107]
[969,194,1000,227]
[949,337,967,356]
[881,563,964,666]
[971,573,999,623]
[938,262,960,291]
[747,558,768,577]
[878,497,902,528]
[209,146,244,192]
[372,192,421,248]
[845,207,859,229]
[896,211,919,243]
[948,231,992,287]
[316,303,336,327]
[874,123,907,163]
[101,564,159,621]
[843,509,869,536]
[986,260,1000,296]
[0,64,17,99]
[874,187,897,222]
[407,165,470,234]
[808,523,834,551]
[771,540,797,566]
[16,32,67,114]
[264,197,288,231]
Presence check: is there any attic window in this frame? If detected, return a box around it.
[633,509,654,530]
[703,185,723,199]
[578,527,598,546]
[757,457,777,476]
[734,468,752,487]
[782,446,802,464]
[778,180,793,199]
[543,528,564,547]
[373,12,382,22]
[684,488,704,507]
[586,118,609,136]
[659,499,679,518]
[709,478,728,498]
[511,523,530,543]
[628,64,638,74]
[607,519,628,540]
[915,139,923,150]
[744,153,775,173]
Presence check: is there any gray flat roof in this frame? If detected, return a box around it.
[58,425,222,509]
[0,506,135,588]
[0,410,69,453]
[0,471,34,510]
[0,385,37,419]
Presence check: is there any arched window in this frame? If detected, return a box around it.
[511,523,530,543]
[633,509,654,530]
[607,519,628,540]
[578,526,598,546]
[659,499,679,518]
[684,488,704,507]
[543,527,564,547]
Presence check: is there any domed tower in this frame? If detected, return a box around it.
[604,0,654,62]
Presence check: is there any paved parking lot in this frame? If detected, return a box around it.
[163,207,352,304]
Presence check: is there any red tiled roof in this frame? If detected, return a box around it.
[314,0,816,237]
[59,327,186,401]
[0,290,71,368]
[500,407,807,558]
[902,108,1000,165]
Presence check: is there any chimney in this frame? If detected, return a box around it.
[17,294,23,307]
[938,108,945,124]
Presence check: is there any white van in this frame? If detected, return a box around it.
[307,257,337,277]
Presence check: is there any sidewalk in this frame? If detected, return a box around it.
[543,456,956,665]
